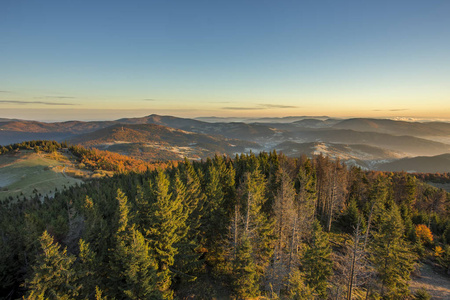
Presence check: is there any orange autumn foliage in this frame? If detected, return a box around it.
[415,224,433,244]
[70,145,176,173]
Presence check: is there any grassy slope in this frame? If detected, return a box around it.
[410,263,450,300]
[0,151,83,201]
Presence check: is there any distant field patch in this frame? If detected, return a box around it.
[0,152,83,202]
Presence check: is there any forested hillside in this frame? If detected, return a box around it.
[2,116,450,172]
[1,151,449,299]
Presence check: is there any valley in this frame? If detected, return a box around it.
[1,115,449,173]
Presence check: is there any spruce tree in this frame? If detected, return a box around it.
[233,233,260,299]
[371,205,415,299]
[109,189,161,299]
[288,269,314,300]
[26,231,79,300]
[301,220,332,299]
[76,239,98,298]
[147,170,184,298]
[239,169,274,277]
[121,228,160,300]
[203,164,227,264]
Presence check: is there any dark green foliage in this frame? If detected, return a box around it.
[301,220,332,298]
[0,140,66,155]
[76,239,98,299]
[25,231,79,299]
[147,171,185,298]
[115,228,160,300]
[0,149,448,299]
[371,205,416,299]
[338,198,365,234]
[233,234,260,298]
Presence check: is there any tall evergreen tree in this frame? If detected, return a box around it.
[233,233,260,299]
[25,231,79,300]
[76,239,99,298]
[109,189,161,299]
[371,205,415,299]
[146,171,185,298]
[238,169,274,278]
[203,164,227,263]
[120,228,160,300]
[301,220,332,299]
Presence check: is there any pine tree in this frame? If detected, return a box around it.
[371,205,415,299]
[121,228,160,300]
[288,269,314,300]
[295,157,317,220]
[76,239,98,298]
[203,164,226,263]
[233,233,260,299]
[238,169,274,277]
[175,160,206,274]
[301,220,332,299]
[26,231,79,300]
[109,189,161,299]
[338,198,365,234]
[146,170,185,298]
[116,189,130,235]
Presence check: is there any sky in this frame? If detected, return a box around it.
[1,0,449,121]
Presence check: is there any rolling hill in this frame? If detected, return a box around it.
[376,153,450,173]
[274,141,404,168]
[70,123,259,161]
[0,151,84,201]
[2,115,450,172]
[0,114,285,145]
[333,118,450,137]
[117,114,285,141]
[290,129,450,156]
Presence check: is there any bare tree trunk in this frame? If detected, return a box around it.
[347,221,360,300]
[233,204,239,259]
[245,193,251,234]
[364,202,375,251]
[287,215,297,282]
[327,164,337,232]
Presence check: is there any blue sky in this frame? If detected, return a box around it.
[1,0,449,121]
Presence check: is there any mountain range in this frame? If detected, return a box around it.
[1,114,449,172]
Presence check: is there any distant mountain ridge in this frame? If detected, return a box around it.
[290,129,450,157]
[1,114,450,172]
[376,154,450,173]
[333,118,450,136]
[195,115,332,123]
[70,123,258,161]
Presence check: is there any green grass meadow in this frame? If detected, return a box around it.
[0,153,83,202]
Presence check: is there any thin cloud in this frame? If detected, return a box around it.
[373,108,410,112]
[222,106,262,110]
[0,100,77,106]
[260,104,298,109]
[0,90,11,93]
[223,103,298,110]
[36,96,76,99]
[142,99,157,101]
[389,108,409,112]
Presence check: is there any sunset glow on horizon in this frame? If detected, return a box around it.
[1,0,449,121]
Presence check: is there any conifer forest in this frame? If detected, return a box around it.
[1,149,450,299]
